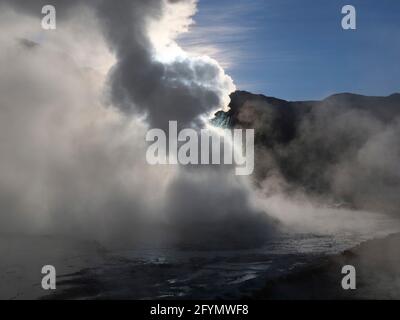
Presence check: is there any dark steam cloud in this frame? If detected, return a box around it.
[97,0,230,129]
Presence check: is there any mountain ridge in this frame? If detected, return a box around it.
[213,90,400,215]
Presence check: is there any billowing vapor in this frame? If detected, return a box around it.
[0,0,273,249]
[97,0,235,129]
[219,91,400,236]
[2,0,234,128]
[1,0,397,253]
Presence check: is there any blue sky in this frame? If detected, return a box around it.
[179,0,400,101]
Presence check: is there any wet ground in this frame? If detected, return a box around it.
[41,232,396,299]
[1,213,399,300]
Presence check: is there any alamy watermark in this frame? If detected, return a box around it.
[146,121,254,176]
[342,5,357,30]
[41,265,56,290]
[41,5,56,30]
[341,265,356,290]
